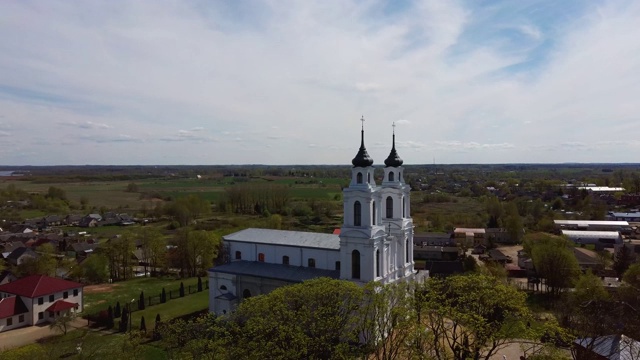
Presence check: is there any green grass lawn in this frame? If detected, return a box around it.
[83,276,202,314]
[127,291,209,331]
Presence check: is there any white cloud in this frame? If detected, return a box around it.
[0,0,638,164]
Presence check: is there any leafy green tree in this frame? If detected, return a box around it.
[79,254,109,283]
[133,227,166,276]
[16,243,57,277]
[140,316,146,333]
[525,233,581,296]
[46,186,67,201]
[613,245,635,277]
[485,195,503,228]
[126,182,139,192]
[49,313,75,335]
[107,305,114,329]
[422,273,534,360]
[226,278,364,360]
[165,195,211,227]
[104,232,135,281]
[120,307,129,333]
[359,281,435,360]
[504,201,524,243]
[174,229,221,277]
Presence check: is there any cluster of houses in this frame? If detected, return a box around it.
[18,212,137,230]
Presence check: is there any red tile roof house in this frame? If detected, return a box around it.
[0,275,83,332]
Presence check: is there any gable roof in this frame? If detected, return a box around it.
[46,299,79,312]
[0,275,83,298]
[6,247,37,261]
[0,296,28,319]
[223,228,340,250]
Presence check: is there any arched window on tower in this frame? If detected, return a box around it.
[357,172,363,184]
[406,238,410,264]
[352,250,361,279]
[354,201,362,226]
[368,173,371,183]
[235,251,242,260]
[282,255,289,265]
[389,171,394,181]
[258,253,265,262]
[376,249,380,277]
[243,289,251,299]
[372,201,376,225]
[308,258,316,268]
[402,197,406,218]
[386,196,393,219]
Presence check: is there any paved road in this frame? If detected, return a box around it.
[0,318,88,351]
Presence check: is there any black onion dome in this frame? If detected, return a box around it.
[352,128,374,167]
[384,131,403,167]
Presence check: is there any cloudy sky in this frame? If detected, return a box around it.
[1,0,639,165]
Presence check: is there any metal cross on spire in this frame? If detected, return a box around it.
[360,115,365,130]
[392,121,396,134]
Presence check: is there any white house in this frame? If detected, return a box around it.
[209,122,425,315]
[0,274,84,332]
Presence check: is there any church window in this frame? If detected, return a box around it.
[352,250,361,279]
[357,172,363,184]
[235,251,241,260]
[220,285,227,291]
[372,201,376,225]
[335,261,341,271]
[368,173,371,183]
[402,197,406,218]
[376,249,380,277]
[308,258,316,268]
[389,172,394,181]
[283,255,289,265]
[386,197,393,219]
[243,289,251,299]
[406,238,410,264]
[258,253,265,262]
[354,201,362,226]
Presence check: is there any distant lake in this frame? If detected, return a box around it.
[0,171,15,176]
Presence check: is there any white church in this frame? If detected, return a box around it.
[208,121,423,315]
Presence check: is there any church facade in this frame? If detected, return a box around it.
[208,122,420,315]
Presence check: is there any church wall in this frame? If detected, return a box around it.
[209,270,298,316]
[208,272,238,315]
[227,241,339,270]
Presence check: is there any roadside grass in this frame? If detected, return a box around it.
[83,277,201,314]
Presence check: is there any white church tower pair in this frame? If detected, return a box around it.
[339,117,416,285]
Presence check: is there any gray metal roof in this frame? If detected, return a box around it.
[209,261,340,282]
[610,212,640,218]
[562,230,621,239]
[554,220,629,226]
[223,228,340,250]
